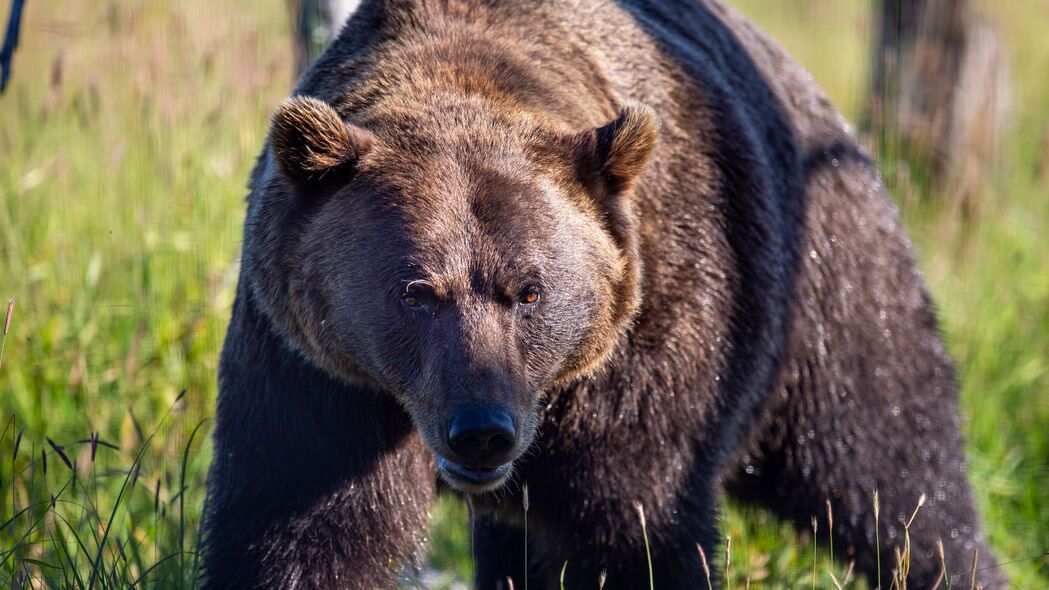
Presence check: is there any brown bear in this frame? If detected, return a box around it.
[202,1,1004,588]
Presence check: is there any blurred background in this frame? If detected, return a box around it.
[0,0,1046,587]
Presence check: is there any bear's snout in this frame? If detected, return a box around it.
[435,405,520,492]
[446,406,517,467]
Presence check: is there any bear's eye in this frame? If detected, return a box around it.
[518,285,541,306]
[401,282,436,312]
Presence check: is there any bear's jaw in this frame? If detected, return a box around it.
[436,456,513,494]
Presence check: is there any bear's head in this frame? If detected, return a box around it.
[245,95,658,493]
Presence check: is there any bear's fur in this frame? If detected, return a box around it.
[202,1,1004,588]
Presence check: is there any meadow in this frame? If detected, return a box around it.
[1,0,1046,587]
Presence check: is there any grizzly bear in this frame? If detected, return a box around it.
[202,0,1004,588]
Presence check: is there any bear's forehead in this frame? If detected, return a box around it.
[332,101,589,290]
[397,162,563,255]
[350,153,584,295]
[362,136,559,229]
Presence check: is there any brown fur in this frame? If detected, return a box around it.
[203,1,1004,588]
[271,96,376,181]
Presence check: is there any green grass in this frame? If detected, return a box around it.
[1,0,1047,587]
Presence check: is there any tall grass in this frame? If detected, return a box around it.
[1,0,1046,588]
[1,395,209,587]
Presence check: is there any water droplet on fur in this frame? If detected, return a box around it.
[745,465,755,474]
[950,529,960,539]
[831,158,840,168]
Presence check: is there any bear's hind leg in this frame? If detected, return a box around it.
[727,141,1005,589]
[726,270,1005,587]
[727,374,1004,587]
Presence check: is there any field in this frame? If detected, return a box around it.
[1,0,1047,587]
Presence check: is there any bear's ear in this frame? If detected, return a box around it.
[573,101,660,194]
[270,96,375,184]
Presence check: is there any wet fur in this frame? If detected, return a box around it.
[203,1,1004,588]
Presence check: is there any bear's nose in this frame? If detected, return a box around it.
[447,407,517,466]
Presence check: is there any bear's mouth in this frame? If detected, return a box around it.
[437,457,512,492]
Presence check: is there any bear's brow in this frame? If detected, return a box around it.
[393,273,452,299]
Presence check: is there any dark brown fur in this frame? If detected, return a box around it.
[203,1,1004,588]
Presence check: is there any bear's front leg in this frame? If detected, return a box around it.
[507,438,722,590]
[203,292,436,589]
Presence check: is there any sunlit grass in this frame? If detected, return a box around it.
[1,0,1046,587]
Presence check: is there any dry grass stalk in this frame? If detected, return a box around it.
[829,560,855,590]
[827,498,835,560]
[634,502,654,590]
[697,543,713,590]
[523,483,529,590]
[874,489,882,590]
[725,535,732,590]
[969,549,979,590]
[812,516,819,590]
[936,538,951,590]
[897,493,927,587]
[0,298,13,370]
